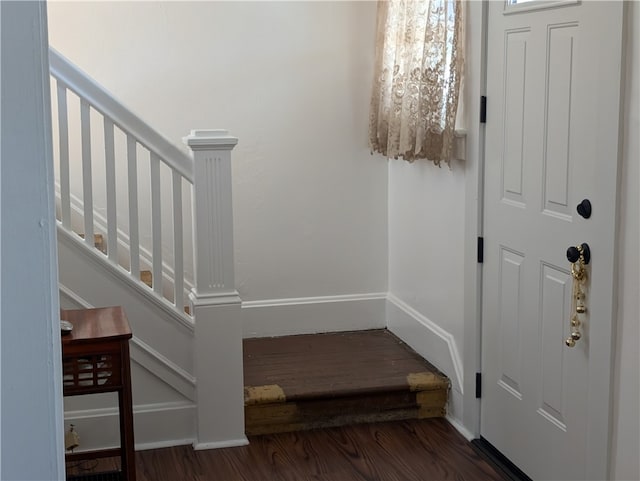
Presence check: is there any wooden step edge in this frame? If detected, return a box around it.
[244,371,449,406]
[78,233,105,253]
[244,386,448,435]
[245,389,448,423]
[245,394,443,428]
[140,270,152,288]
[245,406,447,436]
[407,372,451,392]
[244,385,286,406]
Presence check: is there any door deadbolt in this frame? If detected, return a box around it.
[577,199,592,219]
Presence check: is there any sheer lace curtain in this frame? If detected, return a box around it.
[369,0,463,166]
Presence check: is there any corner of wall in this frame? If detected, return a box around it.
[385,294,464,419]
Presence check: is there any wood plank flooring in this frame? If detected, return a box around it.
[67,419,508,481]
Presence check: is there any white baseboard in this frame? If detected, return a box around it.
[447,388,464,428]
[242,293,387,338]
[193,438,249,451]
[64,401,195,452]
[446,414,476,441]
[386,294,463,394]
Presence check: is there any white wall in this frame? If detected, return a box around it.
[47,2,387,318]
[386,1,480,419]
[610,3,640,480]
[0,2,65,479]
[388,161,466,346]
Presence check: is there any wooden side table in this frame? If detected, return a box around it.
[61,307,136,481]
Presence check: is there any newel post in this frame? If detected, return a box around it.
[183,129,246,449]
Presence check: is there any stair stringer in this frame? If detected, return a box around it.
[57,225,195,401]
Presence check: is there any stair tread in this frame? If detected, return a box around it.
[243,329,448,435]
[243,329,448,404]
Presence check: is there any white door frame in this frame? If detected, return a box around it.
[461,0,623,476]
[461,0,488,438]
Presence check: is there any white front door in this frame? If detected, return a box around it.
[481,1,624,479]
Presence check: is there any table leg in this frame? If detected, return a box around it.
[119,342,136,481]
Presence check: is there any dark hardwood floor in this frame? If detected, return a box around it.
[67,418,508,481]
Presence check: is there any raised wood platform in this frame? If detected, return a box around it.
[243,329,449,435]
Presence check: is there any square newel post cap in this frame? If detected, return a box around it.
[183,129,238,151]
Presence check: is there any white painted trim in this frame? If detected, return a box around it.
[461,0,488,439]
[183,129,238,150]
[57,225,194,332]
[136,439,195,452]
[242,293,387,338]
[453,129,467,161]
[59,283,196,401]
[193,438,249,451]
[65,400,193,419]
[446,415,476,442]
[190,290,241,307]
[503,0,579,16]
[2,4,66,478]
[386,294,464,394]
[242,292,387,308]
[130,338,196,401]
[59,282,89,308]
[64,401,196,453]
[49,48,194,182]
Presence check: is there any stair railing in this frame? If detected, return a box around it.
[49,48,245,446]
[50,47,196,312]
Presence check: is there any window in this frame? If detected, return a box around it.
[369,0,463,165]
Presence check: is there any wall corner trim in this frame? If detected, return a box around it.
[386,294,464,394]
[446,414,476,441]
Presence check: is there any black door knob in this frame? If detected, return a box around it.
[566,243,590,265]
[577,199,592,219]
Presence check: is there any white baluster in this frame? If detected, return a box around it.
[150,152,162,295]
[172,171,184,308]
[183,129,245,449]
[80,100,93,247]
[104,118,117,261]
[127,135,140,278]
[56,81,71,229]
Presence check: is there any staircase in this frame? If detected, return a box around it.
[49,48,245,449]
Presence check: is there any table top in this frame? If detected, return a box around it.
[61,306,132,345]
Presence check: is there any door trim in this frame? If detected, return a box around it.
[462,0,488,437]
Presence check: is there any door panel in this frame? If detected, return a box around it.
[482,1,624,479]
